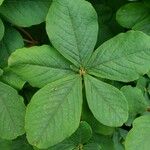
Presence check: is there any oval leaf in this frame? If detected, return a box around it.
[121,86,148,126]
[0,82,26,139]
[8,45,73,88]
[0,25,24,68]
[87,31,150,82]
[46,0,98,67]
[84,75,128,127]
[116,3,149,28]
[25,75,83,149]
[125,115,150,150]
[0,0,52,27]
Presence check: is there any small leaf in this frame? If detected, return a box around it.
[69,121,92,145]
[116,3,149,28]
[84,75,128,127]
[121,86,148,125]
[8,45,74,88]
[0,25,24,68]
[25,75,83,149]
[125,115,150,150]
[49,121,92,150]
[46,0,98,67]
[0,0,52,27]
[87,31,150,82]
[0,18,4,41]
[0,82,26,139]
[0,68,25,90]
[133,16,150,35]
[90,134,115,150]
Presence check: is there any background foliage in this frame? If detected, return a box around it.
[0,0,150,150]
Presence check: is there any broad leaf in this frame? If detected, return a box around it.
[0,18,4,41]
[121,86,148,126]
[87,31,150,82]
[8,45,74,88]
[0,0,52,27]
[0,68,25,90]
[84,75,128,127]
[25,75,82,149]
[0,82,26,139]
[46,0,98,67]
[116,3,149,28]
[125,115,150,150]
[0,25,24,68]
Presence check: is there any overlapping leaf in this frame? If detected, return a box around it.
[0,25,24,68]
[121,86,148,125]
[84,75,128,127]
[87,31,150,82]
[8,45,74,88]
[46,0,98,67]
[125,115,150,150]
[25,75,82,148]
[0,0,52,27]
[0,82,26,139]
[116,3,150,35]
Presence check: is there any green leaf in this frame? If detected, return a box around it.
[132,16,150,35]
[0,18,4,41]
[121,86,148,126]
[125,115,150,150]
[0,0,4,5]
[0,68,25,90]
[90,134,115,150]
[0,25,24,68]
[84,75,128,127]
[0,81,26,139]
[69,121,92,145]
[87,31,150,82]
[8,45,74,88]
[116,3,149,28]
[46,0,98,67]
[25,75,83,149]
[49,121,92,150]
[0,0,52,27]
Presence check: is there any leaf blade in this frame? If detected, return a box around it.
[8,45,73,88]
[0,82,26,139]
[84,75,128,127]
[46,0,98,66]
[25,75,83,148]
[87,31,150,82]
